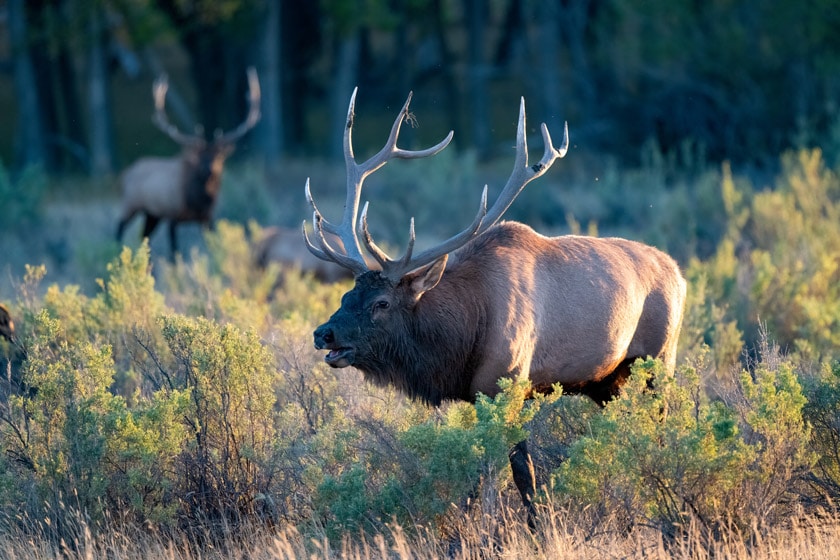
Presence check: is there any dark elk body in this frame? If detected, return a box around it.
[0,303,27,395]
[116,68,261,259]
[0,303,15,350]
[305,90,687,527]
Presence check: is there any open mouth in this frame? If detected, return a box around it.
[324,347,354,368]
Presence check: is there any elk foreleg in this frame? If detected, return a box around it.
[167,221,179,261]
[141,214,161,241]
[116,210,138,243]
[509,439,537,530]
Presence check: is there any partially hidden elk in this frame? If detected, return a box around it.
[303,89,687,528]
[116,68,261,260]
[0,303,27,396]
[252,226,355,284]
[0,303,15,350]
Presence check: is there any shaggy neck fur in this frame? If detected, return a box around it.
[353,261,489,406]
[183,154,220,217]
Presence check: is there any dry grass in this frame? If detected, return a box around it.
[2,504,839,560]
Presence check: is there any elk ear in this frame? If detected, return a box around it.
[406,254,448,302]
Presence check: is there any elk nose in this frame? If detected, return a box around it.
[313,325,334,349]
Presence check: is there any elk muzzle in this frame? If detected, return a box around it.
[313,323,355,368]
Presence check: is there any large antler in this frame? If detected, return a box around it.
[216,67,261,144]
[152,67,261,147]
[152,74,203,146]
[304,91,568,281]
[303,88,455,276]
[367,97,568,281]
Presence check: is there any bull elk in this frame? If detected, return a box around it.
[116,67,261,260]
[304,89,687,527]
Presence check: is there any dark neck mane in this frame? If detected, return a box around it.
[360,267,486,406]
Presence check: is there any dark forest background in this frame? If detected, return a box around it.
[5,0,840,176]
[3,0,840,295]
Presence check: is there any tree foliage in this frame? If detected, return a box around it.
[6,0,840,173]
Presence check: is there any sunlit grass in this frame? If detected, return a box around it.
[2,501,840,560]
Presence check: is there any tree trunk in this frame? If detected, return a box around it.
[494,0,526,68]
[465,0,490,157]
[535,2,564,136]
[88,8,116,177]
[281,0,322,155]
[9,0,47,170]
[56,44,89,173]
[559,0,597,127]
[431,0,460,135]
[330,34,361,161]
[187,31,226,137]
[258,0,284,172]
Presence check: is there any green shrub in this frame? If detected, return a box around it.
[800,360,840,503]
[692,149,840,366]
[552,353,814,540]
[312,379,551,537]
[157,314,278,525]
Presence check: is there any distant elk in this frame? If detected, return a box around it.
[0,303,15,350]
[116,68,261,260]
[252,226,370,285]
[304,89,687,528]
[0,303,27,396]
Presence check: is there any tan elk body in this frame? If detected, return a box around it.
[116,68,260,259]
[119,154,225,221]
[430,224,684,402]
[304,89,687,527]
[252,226,355,284]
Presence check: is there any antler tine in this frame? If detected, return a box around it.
[357,202,396,267]
[362,92,454,170]
[341,89,454,245]
[479,97,569,233]
[152,74,201,146]
[304,215,369,275]
[303,179,369,275]
[376,187,489,281]
[218,66,262,144]
[357,203,417,271]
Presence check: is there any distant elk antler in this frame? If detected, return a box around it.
[116,67,261,260]
[304,89,686,529]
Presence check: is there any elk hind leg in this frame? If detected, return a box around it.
[509,439,537,530]
[579,359,634,406]
[116,210,139,243]
[167,221,179,261]
[141,214,161,242]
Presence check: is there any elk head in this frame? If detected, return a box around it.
[152,67,261,205]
